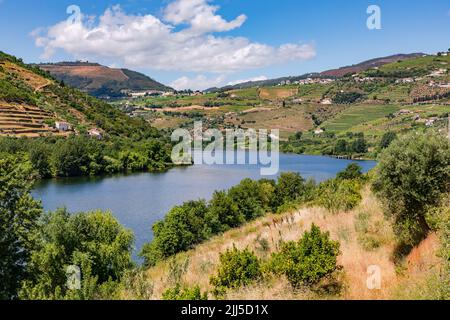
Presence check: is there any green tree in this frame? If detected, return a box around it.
[269,224,340,288]
[336,163,363,180]
[0,157,42,299]
[20,209,134,300]
[28,141,53,178]
[272,172,306,209]
[373,131,450,246]
[228,179,265,220]
[351,137,368,154]
[379,132,397,149]
[334,139,348,154]
[206,191,244,233]
[140,200,209,266]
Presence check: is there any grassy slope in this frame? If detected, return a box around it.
[124,187,445,300]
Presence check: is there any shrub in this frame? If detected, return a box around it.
[373,131,450,246]
[336,163,363,180]
[269,225,340,288]
[205,191,244,233]
[162,284,208,301]
[379,132,397,149]
[210,246,262,295]
[316,179,362,214]
[272,172,306,209]
[140,200,209,266]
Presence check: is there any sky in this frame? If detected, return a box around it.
[0,0,449,90]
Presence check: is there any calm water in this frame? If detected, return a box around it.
[32,153,376,257]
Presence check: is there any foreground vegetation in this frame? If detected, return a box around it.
[1,131,448,300]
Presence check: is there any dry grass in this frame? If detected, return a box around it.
[130,187,444,300]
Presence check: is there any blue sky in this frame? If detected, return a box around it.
[0,0,449,90]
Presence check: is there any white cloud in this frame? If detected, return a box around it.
[32,1,315,73]
[227,76,268,86]
[170,74,226,91]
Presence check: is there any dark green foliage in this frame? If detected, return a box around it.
[141,176,318,267]
[206,191,244,233]
[316,179,362,214]
[373,131,450,246]
[269,225,340,288]
[228,179,267,220]
[336,163,363,180]
[210,246,262,295]
[0,157,42,299]
[379,132,397,149]
[0,135,173,178]
[20,208,134,300]
[333,92,364,104]
[334,139,348,154]
[140,201,209,266]
[351,137,368,154]
[272,172,306,209]
[162,284,208,300]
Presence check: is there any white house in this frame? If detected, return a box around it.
[320,98,333,105]
[88,128,103,139]
[55,121,71,131]
[314,128,324,135]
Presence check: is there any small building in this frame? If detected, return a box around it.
[88,128,103,140]
[55,121,71,131]
[320,98,333,105]
[314,128,325,135]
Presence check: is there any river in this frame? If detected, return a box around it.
[32,153,377,258]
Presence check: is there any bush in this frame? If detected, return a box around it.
[272,172,306,209]
[316,179,362,214]
[336,163,363,180]
[140,200,209,266]
[373,131,450,246]
[210,246,262,295]
[162,284,208,300]
[269,225,340,288]
[20,209,134,300]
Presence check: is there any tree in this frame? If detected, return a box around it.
[373,131,450,246]
[336,163,363,180]
[351,137,368,154]
[269,224,340,288]
[334,139,348,154]
[272,172,306,209]
[379,132,397,149]
[20,209,134,300]
[141,200,209,266]
[0,156,42,299]
[228,179,265,220]
[206,191,244,233]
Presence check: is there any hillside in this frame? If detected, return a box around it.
[123,187,447,300]
[38,62,173,99]
[0,51,160,138]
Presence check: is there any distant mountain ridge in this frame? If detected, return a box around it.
[38,62,173,98]
[206,53,425,92]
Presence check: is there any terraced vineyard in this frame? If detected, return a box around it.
[0,102,59,137]
[321,104,402,132]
